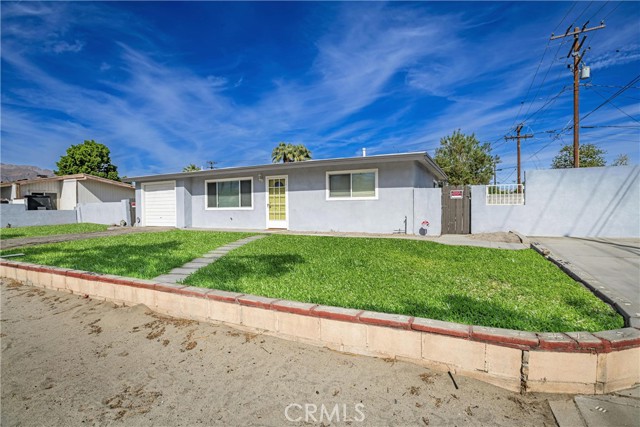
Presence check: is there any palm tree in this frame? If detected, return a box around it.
[271,142,290,163]
[271,142,312,163]
[182,163,202,172]
[292,144,312,162]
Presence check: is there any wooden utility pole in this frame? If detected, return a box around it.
[505,124,533,187]
[551,22,605,167]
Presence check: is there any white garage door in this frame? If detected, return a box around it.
[143,181,176,226]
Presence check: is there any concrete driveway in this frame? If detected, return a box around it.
[534,237,640,324]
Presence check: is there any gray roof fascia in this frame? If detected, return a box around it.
[125,152,447,183]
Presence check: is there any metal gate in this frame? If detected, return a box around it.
[441,185,471,234]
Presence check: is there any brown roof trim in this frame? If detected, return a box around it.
[2,174,133,189]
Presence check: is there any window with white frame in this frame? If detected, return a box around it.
[206,178,253,209]
[326,169,377,199]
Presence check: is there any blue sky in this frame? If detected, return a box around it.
[1,1,639,182]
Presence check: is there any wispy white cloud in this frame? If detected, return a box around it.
[589,44,640,70]
[48,39,85,54]
[1,1,638,178]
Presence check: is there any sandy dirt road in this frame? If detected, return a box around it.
[1,279,557,426]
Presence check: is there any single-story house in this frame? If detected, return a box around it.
[125,152,446,235]
[0,174,135,210]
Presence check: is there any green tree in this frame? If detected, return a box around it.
[434,130,498,185]
[182,164,202,172]
[551,143,606,168]
[271,142,312,163]
[612,154,629,166]
[55,140,120,181]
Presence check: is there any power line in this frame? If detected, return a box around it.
[602,1,623,21]
[521,85,570,124]
[512,1,577,127]
[553,2,578,34]
[586,0,610,23]
[573,1,595,24]
[581,125,640,129]
[585,85,640,122]
[584,84,640,89]
[581,74,640,122]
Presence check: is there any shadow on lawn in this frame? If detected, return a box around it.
[13,240,191,279]
[188,254,306,289]
[397,294,605,333]
[0,231,29,240]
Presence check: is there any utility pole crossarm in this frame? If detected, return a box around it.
[505,124,533,187]
[550,23,606,40]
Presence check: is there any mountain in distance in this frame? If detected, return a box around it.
[0,164,54,183]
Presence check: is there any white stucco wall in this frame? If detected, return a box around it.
[471,166,640,237]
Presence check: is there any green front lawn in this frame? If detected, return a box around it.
[183,235,623,333]
[0,223,108,240]
[1,230,253,279]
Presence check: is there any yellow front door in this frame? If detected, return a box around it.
[267,176,287,229]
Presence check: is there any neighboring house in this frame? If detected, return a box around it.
[125,152,446,235]
[0,174,134,210]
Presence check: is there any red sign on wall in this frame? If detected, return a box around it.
[450,190,463,199]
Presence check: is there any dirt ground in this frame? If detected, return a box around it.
[467,232,524,244]
[1,279,558,426]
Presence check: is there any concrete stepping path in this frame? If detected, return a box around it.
[153,234,266,284]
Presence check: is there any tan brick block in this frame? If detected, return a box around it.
[528,351,597,384]
[598,348,640,393]
[320,318,367,350]
[113,284,135,305]
[367,325,422,358]
[155,291,184,316]
[422,333,486,371]
[15,268,27,283]
[241,305,276,331]
[3,266,17,280]
[131,287,156,308]
[484,344,522,379]
[77,278,95,296]
[277,311,320,341]
[51,273,67,290]
[180,295,208,322]
[208,300,241,324]
[65,275,82,294]
[92,281,116,301]
[26,269,39,286]
[37,271,53,289]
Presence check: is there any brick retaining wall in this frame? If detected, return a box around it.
[1,260,638,395]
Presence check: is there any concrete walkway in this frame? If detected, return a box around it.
[533,237,640,326]
[153,234,266,284]
[187,228,529,250]
[550,385,640,427]
[0,226,174,250]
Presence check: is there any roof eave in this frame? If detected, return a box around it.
[125,152,446,183]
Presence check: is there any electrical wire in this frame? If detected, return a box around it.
[581,125,640,129]
[512,2,578,126]
[586,0,610,23]
[584,85,640,122]
[602,1,623,21]
[581,74,640,122]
